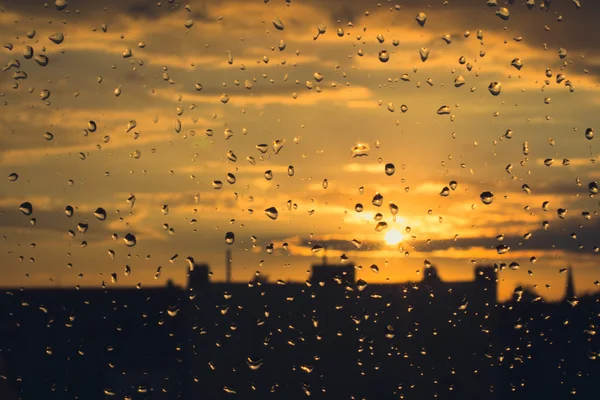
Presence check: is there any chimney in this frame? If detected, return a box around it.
[225,249,232,283]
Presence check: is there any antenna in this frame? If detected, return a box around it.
[322,246,327,265]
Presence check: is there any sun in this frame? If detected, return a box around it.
[384,229,403,245]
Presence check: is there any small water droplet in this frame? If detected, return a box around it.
[8,173,18,181]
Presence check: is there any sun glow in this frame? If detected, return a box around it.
[384,229,403,245]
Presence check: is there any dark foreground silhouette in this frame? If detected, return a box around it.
[0,263,598,399]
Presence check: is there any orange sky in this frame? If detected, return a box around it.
[1,0,599,301]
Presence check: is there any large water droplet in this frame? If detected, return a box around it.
[375,222,388,232]
[49,32,65,44]
[19,202,33,215]
[585,128,594,140]
[8,173,18,181]
[247,358,263,370]
[351,143,370,157]
[123,233,137,247]
[419,47,430,62]
[415,12,427,27]
[225,232,235,245]
[372,193,383,207]
[480,191,494,205]
[265,207,279,220]
[496,7,510,20]
[437,105,451,115]
[385,163,395,176]
[589,181,598,194]
[511,57,523,70]
[378,50,389,63]
[273,16,284,30]
[488,82,502,96]
[94,208,107,221]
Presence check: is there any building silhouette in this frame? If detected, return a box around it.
[0,259,597,400]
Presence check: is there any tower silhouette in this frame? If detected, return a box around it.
[565,265,576,299]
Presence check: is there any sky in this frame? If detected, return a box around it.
[1,0,599,301]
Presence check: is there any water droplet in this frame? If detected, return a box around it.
[449,181,458,190]
[415,12,427,27]
[65,206,74,217]
[488,81,502,96]
[585,128,594,140]
[522,184,531,194]
[114,87,122,97]
[55,0,68,11]
[385,163,395,176]
[480,191,494,205]
[94,207,107,221]
[440,187,450,197]
[558,47,568,59]
[123,233,137,247]
[454,75,465,87]
[287,165,295,177]
[372,193,383,207]
[256,144,269,153]
[385,325,395,339]
[355,204,364,212]
[8,173,18,181]
[273,16,284,30]
[19,202,33,215]
[375,222,388,232]
[419,47,430,62]
[322,179,329,189]
[265,207,279,220]
[589,181,598,194]
[496,7,510,20]
[32,53,49,67]
[511,57,523,70]
[49,32,64,44]
[496,244,510,254]
[273,139,285,154]
[220,94,230,104]
[557,208,567,219]
[264,170,273,180]
[213,181,223,189]
[437,105,451,115]
[378,50,389,63]
[351,143,370,157]
[247,358,263,370]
